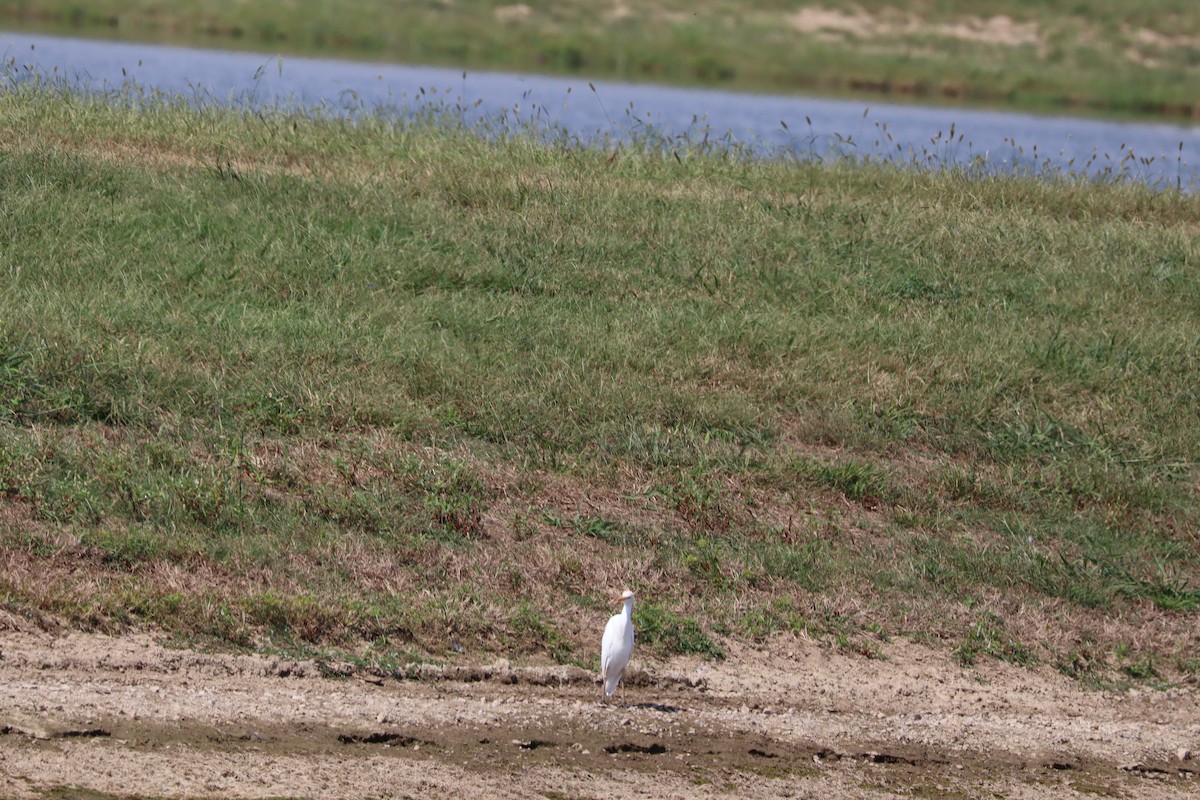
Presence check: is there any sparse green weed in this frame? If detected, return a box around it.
[635,602,725,659]
[955,616,1034,668]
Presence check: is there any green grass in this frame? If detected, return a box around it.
[5,1,1200,120]
[0,77,1197,681]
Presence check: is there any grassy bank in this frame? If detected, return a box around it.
[0,81,1198,684]
[4,1,1200,121]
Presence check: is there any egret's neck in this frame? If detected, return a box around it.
[622,598,634,618]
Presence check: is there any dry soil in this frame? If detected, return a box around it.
[0,628,1197,799]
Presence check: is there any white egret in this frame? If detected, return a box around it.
[600,589,635,703]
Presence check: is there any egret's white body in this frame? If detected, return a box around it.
[600,589,635,701]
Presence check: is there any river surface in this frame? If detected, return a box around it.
[4,30,1199,189]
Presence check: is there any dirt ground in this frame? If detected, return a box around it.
[0,628,1197,799]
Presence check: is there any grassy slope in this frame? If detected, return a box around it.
[4,1,1200,120]
[0,84,1198,682]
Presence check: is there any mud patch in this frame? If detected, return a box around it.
[337,731,427,746]
[512,738,554,750]
[862,751,917,766]
[1,719,111,741]
[604,741,668,755]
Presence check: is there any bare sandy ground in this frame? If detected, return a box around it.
[0,629,1197,799]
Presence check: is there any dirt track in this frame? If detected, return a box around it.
[0,629,1197,799]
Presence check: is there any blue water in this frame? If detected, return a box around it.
[4,30,1200,189]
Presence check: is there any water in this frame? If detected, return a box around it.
[4,30,1200,189]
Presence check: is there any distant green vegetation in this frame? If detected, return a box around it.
[0,77,1197,682]
[4,1,1200,119]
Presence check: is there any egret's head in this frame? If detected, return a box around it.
[615,588,635,603]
